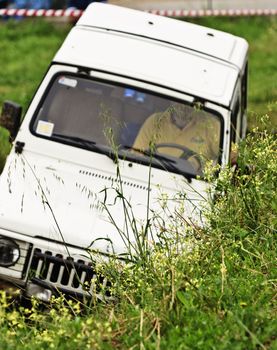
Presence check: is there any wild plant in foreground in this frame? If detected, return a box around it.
[0,127,276,350]
[97,126,277,349]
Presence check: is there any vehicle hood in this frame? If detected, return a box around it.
[0,150,209,255]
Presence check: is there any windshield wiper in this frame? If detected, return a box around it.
[120,145,193,181]
[120,145,176,163]
[51,133,118,163]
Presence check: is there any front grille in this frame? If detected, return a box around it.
[29,248,111,299]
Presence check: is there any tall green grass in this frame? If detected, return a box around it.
[0,127,276,349]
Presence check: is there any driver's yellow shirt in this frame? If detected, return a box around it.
[133,111,220,165]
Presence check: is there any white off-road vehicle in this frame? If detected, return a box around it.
[0,3,248,301]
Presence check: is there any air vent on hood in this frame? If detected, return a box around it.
[79,170,150,191]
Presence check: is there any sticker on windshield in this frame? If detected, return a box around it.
[58,76,77,88]
[36,120,54,137]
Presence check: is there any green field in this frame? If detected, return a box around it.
[0,19,69,169]
[0,16,277,169]
[0,16,276,350]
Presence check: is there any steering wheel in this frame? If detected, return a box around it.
[153,143,202,171]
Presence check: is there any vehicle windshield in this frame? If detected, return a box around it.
[32,74,222,177]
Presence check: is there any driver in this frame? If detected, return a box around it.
[132,102,220,172]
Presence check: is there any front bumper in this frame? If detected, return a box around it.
[0,278,22,296]
[0,230,112,301]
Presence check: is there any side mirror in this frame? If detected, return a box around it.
[0,101,22,142]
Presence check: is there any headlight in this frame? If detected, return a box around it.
[0,237,20,267]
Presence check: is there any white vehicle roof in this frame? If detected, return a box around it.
[54,3,248,107]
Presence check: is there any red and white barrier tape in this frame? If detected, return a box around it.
[0,8,83,17]
[148,8,277,17]
[0,8,277,17]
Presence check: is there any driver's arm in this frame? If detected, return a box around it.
[133,113,160,150]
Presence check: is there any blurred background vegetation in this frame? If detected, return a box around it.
[0,16,277,168]
[0,16,276,171]
[1,16,277,121]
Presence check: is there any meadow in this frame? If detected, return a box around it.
[0,16,276,349]
[0,16,277,169]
